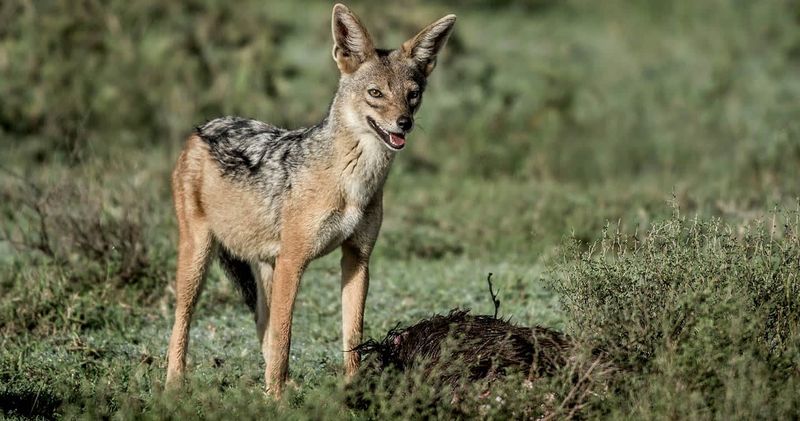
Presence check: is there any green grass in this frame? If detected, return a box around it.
[1,0,799,418]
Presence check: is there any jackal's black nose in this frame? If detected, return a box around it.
[397,116,413,132]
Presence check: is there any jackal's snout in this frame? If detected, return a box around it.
[396,116,413,132]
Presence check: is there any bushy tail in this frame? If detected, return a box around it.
[218,247,257,313]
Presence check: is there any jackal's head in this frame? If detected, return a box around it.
[330,4,456,151]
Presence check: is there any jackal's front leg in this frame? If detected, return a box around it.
[264,253,306,397]
[340,197,382,379]
[341,244,370,378]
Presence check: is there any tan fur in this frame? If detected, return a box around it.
[165,4,455,397]
[167,132,386,394]
[166,135,216,387]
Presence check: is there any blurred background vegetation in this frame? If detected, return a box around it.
[1,0,799,418]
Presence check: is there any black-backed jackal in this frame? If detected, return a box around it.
[166,4,456,396]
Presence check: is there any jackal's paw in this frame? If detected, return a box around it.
[264,378,299,400]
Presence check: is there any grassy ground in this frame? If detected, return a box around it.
[1,0,799,418]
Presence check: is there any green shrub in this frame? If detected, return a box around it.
[552,207,800,418]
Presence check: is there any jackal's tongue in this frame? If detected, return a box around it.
[389,132,406,148]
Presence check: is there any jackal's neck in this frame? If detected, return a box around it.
[316,94,396,202]
[324,94,395,161]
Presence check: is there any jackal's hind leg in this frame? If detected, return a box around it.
[166,229,213,388]
[166,164,214,389]
[256,261,274,363]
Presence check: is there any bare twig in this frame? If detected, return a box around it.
[486,273,500,319]
[542,357,603,421]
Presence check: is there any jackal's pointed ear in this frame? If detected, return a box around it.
[402,14,456,76]
[331,4,375,74]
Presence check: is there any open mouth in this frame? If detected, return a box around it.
[366,117,406,150]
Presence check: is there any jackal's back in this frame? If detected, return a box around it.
[176,116,325,262]
[195,116,325,187]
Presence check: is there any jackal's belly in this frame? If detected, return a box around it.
[199,168,283,261]
[204,186,364,263]
[205,200,282,261]
[210,204,363,263]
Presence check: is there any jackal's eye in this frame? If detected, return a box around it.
[408,90,420,100]
[368,88,383,98]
